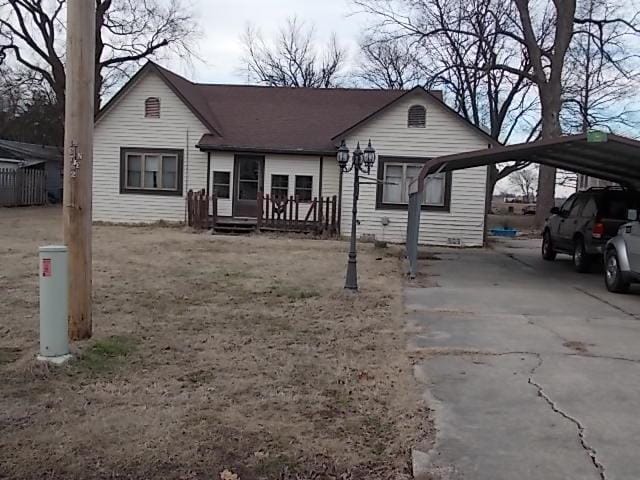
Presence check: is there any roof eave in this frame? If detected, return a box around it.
[95,62,221,136]
[196,144,337,157]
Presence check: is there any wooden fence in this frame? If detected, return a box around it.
[258,193,338,235]
[186,189,210,230]
[0,168,46,207]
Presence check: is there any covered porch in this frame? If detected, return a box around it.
[186,189,339,235]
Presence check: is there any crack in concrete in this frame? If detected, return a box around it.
[409,348,541,359]
[565,352,640,364]
[501,251,638,322]
[528,355,607,480]
[412,347,640,364]
[523,311,640,363]
[503,252,537,271]
[573,286,640,321]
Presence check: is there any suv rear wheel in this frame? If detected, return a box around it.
[573,238,592,273]
[605,248,630,293]
[542,230,556,261]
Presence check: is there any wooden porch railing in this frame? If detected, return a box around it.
[257,192,338,235]
[186,189,213,230]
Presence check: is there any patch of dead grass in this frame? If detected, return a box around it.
[0,206,425,479]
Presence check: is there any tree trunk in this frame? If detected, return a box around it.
[534,95,562,227]
[485,164,499,214]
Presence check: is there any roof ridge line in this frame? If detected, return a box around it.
[191,82,417,92]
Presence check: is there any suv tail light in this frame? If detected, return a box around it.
[592,220,605,239]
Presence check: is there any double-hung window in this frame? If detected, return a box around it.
[212,171,231,198]
[120,148,183,195]
[271,174,289,199]
[295,175,313,202]
[377,157,450,210]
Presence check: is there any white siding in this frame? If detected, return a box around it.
[93,71,209,223]
[264,154,321,201]
[340,91,490,246]
[322,157,340,198]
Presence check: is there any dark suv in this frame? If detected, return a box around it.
[542,187,640,272]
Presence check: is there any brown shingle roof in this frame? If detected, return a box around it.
[194,85,405,154]
[151,63,405,154]
[98,62,491,155]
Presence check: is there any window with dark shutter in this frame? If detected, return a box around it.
[145,97,161,118]
[408,105,426,128]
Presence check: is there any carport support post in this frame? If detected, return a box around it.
[406,191,421,279]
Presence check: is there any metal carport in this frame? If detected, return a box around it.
[406,132,640,277]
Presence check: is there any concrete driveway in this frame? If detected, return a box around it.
[408,238,640,480]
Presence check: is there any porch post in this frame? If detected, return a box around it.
[406,191,421,279]
[256,191,263,232]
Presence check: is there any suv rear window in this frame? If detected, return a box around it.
[582,198,598,217]
[598,191,640,219]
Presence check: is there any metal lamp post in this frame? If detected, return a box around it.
[338,139,376,291]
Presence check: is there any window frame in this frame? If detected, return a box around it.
[408,105,427,128]
[119,147,183,196]
[271,174,290,199]
[559,194,576,216]
[212,171,231,199]
[376,156,452,212]
[569,194,588,217]
[294,175,314,202]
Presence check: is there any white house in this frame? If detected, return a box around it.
[93,62,495,246]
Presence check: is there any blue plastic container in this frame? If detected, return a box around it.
[489,227,518,237]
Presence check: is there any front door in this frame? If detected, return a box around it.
[233,155,264,218]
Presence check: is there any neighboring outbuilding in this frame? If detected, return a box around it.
[0,139,63,206]
[93,62,496,246]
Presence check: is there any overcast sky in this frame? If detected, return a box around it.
[171,0,367,84]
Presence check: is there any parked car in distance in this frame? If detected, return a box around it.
[604,209,640,292]
[542,187,640,272]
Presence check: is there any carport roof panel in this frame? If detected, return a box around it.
[419,133,640,188]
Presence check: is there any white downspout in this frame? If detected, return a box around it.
[184,129,190,223]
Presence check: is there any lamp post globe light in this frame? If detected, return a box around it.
[338,139,376,291]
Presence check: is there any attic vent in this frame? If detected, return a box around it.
[145,97,160,118]
[408,105,426,128]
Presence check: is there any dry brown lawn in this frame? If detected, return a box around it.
[0,207,427,480]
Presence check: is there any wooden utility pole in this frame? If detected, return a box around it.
[63,0,96,340]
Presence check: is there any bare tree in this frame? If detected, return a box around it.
[562,0,640,134]
[0,0,198,113]
[556,171,578,190]
[242,16,346,88]
[509,168,538,202]
[355,0,540,212]
[511,0,640,222]
[0,63,62,145]
[357,35,424,89]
